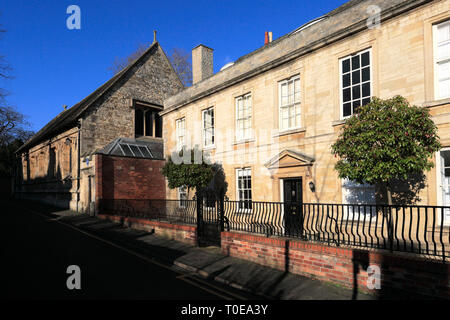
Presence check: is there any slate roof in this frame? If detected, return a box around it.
[17,41,163,153]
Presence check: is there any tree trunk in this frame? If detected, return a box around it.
[386,183,393,206]
[386,182,394,252]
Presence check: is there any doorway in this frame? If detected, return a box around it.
[283,178,304,237]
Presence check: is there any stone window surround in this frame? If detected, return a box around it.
[133,100,163,139]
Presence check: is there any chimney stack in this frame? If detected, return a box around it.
[192,44,214,84]
[153,30,157,43]
[264,31,269,45]
[268,31,273,43]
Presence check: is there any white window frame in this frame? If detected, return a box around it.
[278,75,301,131]
[235,93,252,141]
[176,118,186,152]
[202,107,215,148]
[236,168,252,212]
[339,48,373,120]
[433,20,450,100]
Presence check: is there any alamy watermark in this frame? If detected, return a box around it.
[66,5,81,30]
[66,265,81,290]
[366,5,381,30]
[367,265,381,290]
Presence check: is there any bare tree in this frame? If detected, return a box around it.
[0,23,32,147]
[0,26,12,103]
[108,43,149,75]
[109,44,193,87]
[167,48,192,87]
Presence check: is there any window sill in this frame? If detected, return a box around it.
[273,127,306,137]
[423,97,450,108]
[135,136,163,142]
[332,119,347,127]
[232,138,255,146]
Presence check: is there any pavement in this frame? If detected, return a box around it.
[9,200,376,300]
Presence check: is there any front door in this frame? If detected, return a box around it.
[283,178,304,237]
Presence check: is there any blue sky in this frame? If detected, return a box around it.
[0,0,347,132]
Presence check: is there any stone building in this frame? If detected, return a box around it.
[15,41,184,213]
[161,0,450,224]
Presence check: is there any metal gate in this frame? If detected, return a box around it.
[196,191,224,247]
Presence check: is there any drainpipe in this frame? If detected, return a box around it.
[76,119,82,213]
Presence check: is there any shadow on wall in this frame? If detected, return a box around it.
[375,173,427,205]
[351,249,449,300]
[15,147,73,209]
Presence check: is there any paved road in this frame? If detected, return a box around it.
[0,200,258,300]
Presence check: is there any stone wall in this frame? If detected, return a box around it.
[15,127,80,210]
[81,44,183,158]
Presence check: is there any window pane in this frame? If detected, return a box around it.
[129,145,142,157]
[139,147,152,158]
[352,85,361,100]
[362,67,370,82]
[362,82,371,98]
[343,73,351,87]
[120,144,133,157]
[361,51,370,67]
[145,111,153,136]
[343,103,352,117]
[362,98,371,106]
[135,109,144,136]
[352,70,360,85]
[343,88,351,102]
[342,59,350,73]
[352,55,360,69]
[155,114,162,138]
[353,100,361,113]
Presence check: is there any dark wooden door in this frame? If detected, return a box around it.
[283,178,304,237]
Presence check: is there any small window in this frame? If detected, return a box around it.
[135,107,162,138]
[236,168,252,210]
[279,75,301,130]
[178,186,188,208]
[202,107,215,147]
[236,94,252,141]
[340,49,372,118]
[434,20,450,99]
[176,118,186,151]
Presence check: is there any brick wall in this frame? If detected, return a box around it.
[98,214,197,246]
[221,231,450,299]
[95,154,166,200]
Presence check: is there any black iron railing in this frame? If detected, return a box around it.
[224,201,450,261]
[98,199,450,261]
[99,199,197,225]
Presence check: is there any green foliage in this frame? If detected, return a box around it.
[331,96,441,185]
[161,148,214,192]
